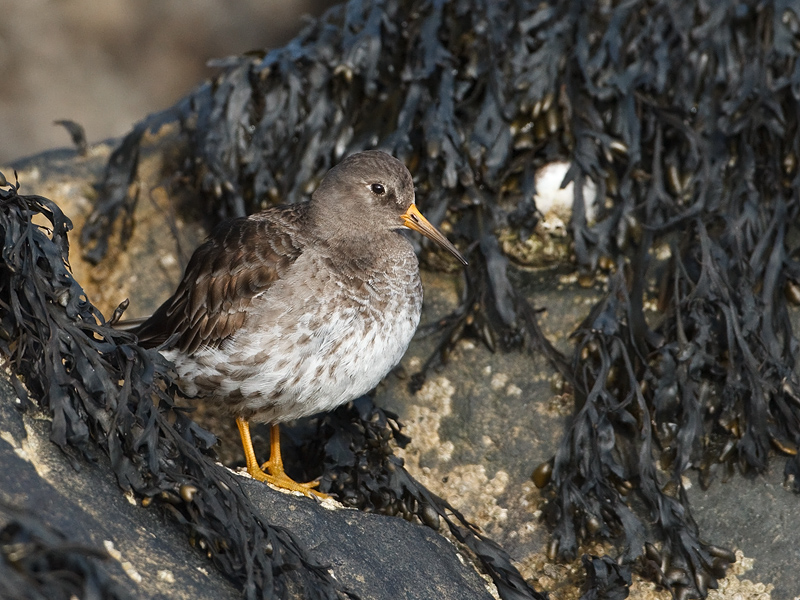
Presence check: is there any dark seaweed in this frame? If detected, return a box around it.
[53,120,88,156]
[0,178,354,599]
[82,0,800,598]
[578,555,631,600]
[0,504,130,600]
[309,397,548,600]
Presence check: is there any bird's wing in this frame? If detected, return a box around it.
[133,204,309,354]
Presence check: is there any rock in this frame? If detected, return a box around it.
[0,375,239,600]
[0,374,496,600]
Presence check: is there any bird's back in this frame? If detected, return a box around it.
[133,203,311,353]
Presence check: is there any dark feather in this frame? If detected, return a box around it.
[133,203,309,354]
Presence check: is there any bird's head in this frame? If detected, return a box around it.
[312,150,467,266]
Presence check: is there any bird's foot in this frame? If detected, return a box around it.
[236,418,329,499]
[249,462,329,499]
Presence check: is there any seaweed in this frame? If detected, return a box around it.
[578,555,631,600]
[78,0,800,598]
[308,397,548,600]
[53,120,88,156]
[0,504,130,600]
[0,177,354,599]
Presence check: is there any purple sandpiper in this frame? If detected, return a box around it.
[132,150,466,496]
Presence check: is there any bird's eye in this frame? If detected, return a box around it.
[370,183,386,195]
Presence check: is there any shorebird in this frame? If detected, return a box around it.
[132,151,466,496]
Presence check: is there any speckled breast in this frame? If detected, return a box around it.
[166,241,424,424]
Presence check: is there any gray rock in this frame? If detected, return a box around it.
[0,375,496,600]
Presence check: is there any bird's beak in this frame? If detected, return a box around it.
[400,204,468,266]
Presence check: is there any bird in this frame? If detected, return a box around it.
[131,150,467,497]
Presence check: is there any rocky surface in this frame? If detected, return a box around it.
[1,135,791,599]
[0,373,496,600]
[0,376,241,600]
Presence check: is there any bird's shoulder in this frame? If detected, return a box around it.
[134,202,311,354]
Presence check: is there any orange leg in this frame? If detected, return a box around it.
[235,417,327,498]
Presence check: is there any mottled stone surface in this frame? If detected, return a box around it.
[688,467,793,600]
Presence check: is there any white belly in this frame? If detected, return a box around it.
[165,252,422,423]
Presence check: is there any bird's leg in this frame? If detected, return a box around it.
[235,417,327,498]
[261,423,288,477]
[236,416,267,482]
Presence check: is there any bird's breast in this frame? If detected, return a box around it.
[166,245,424,423]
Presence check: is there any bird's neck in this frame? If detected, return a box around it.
[319,228,415,273]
